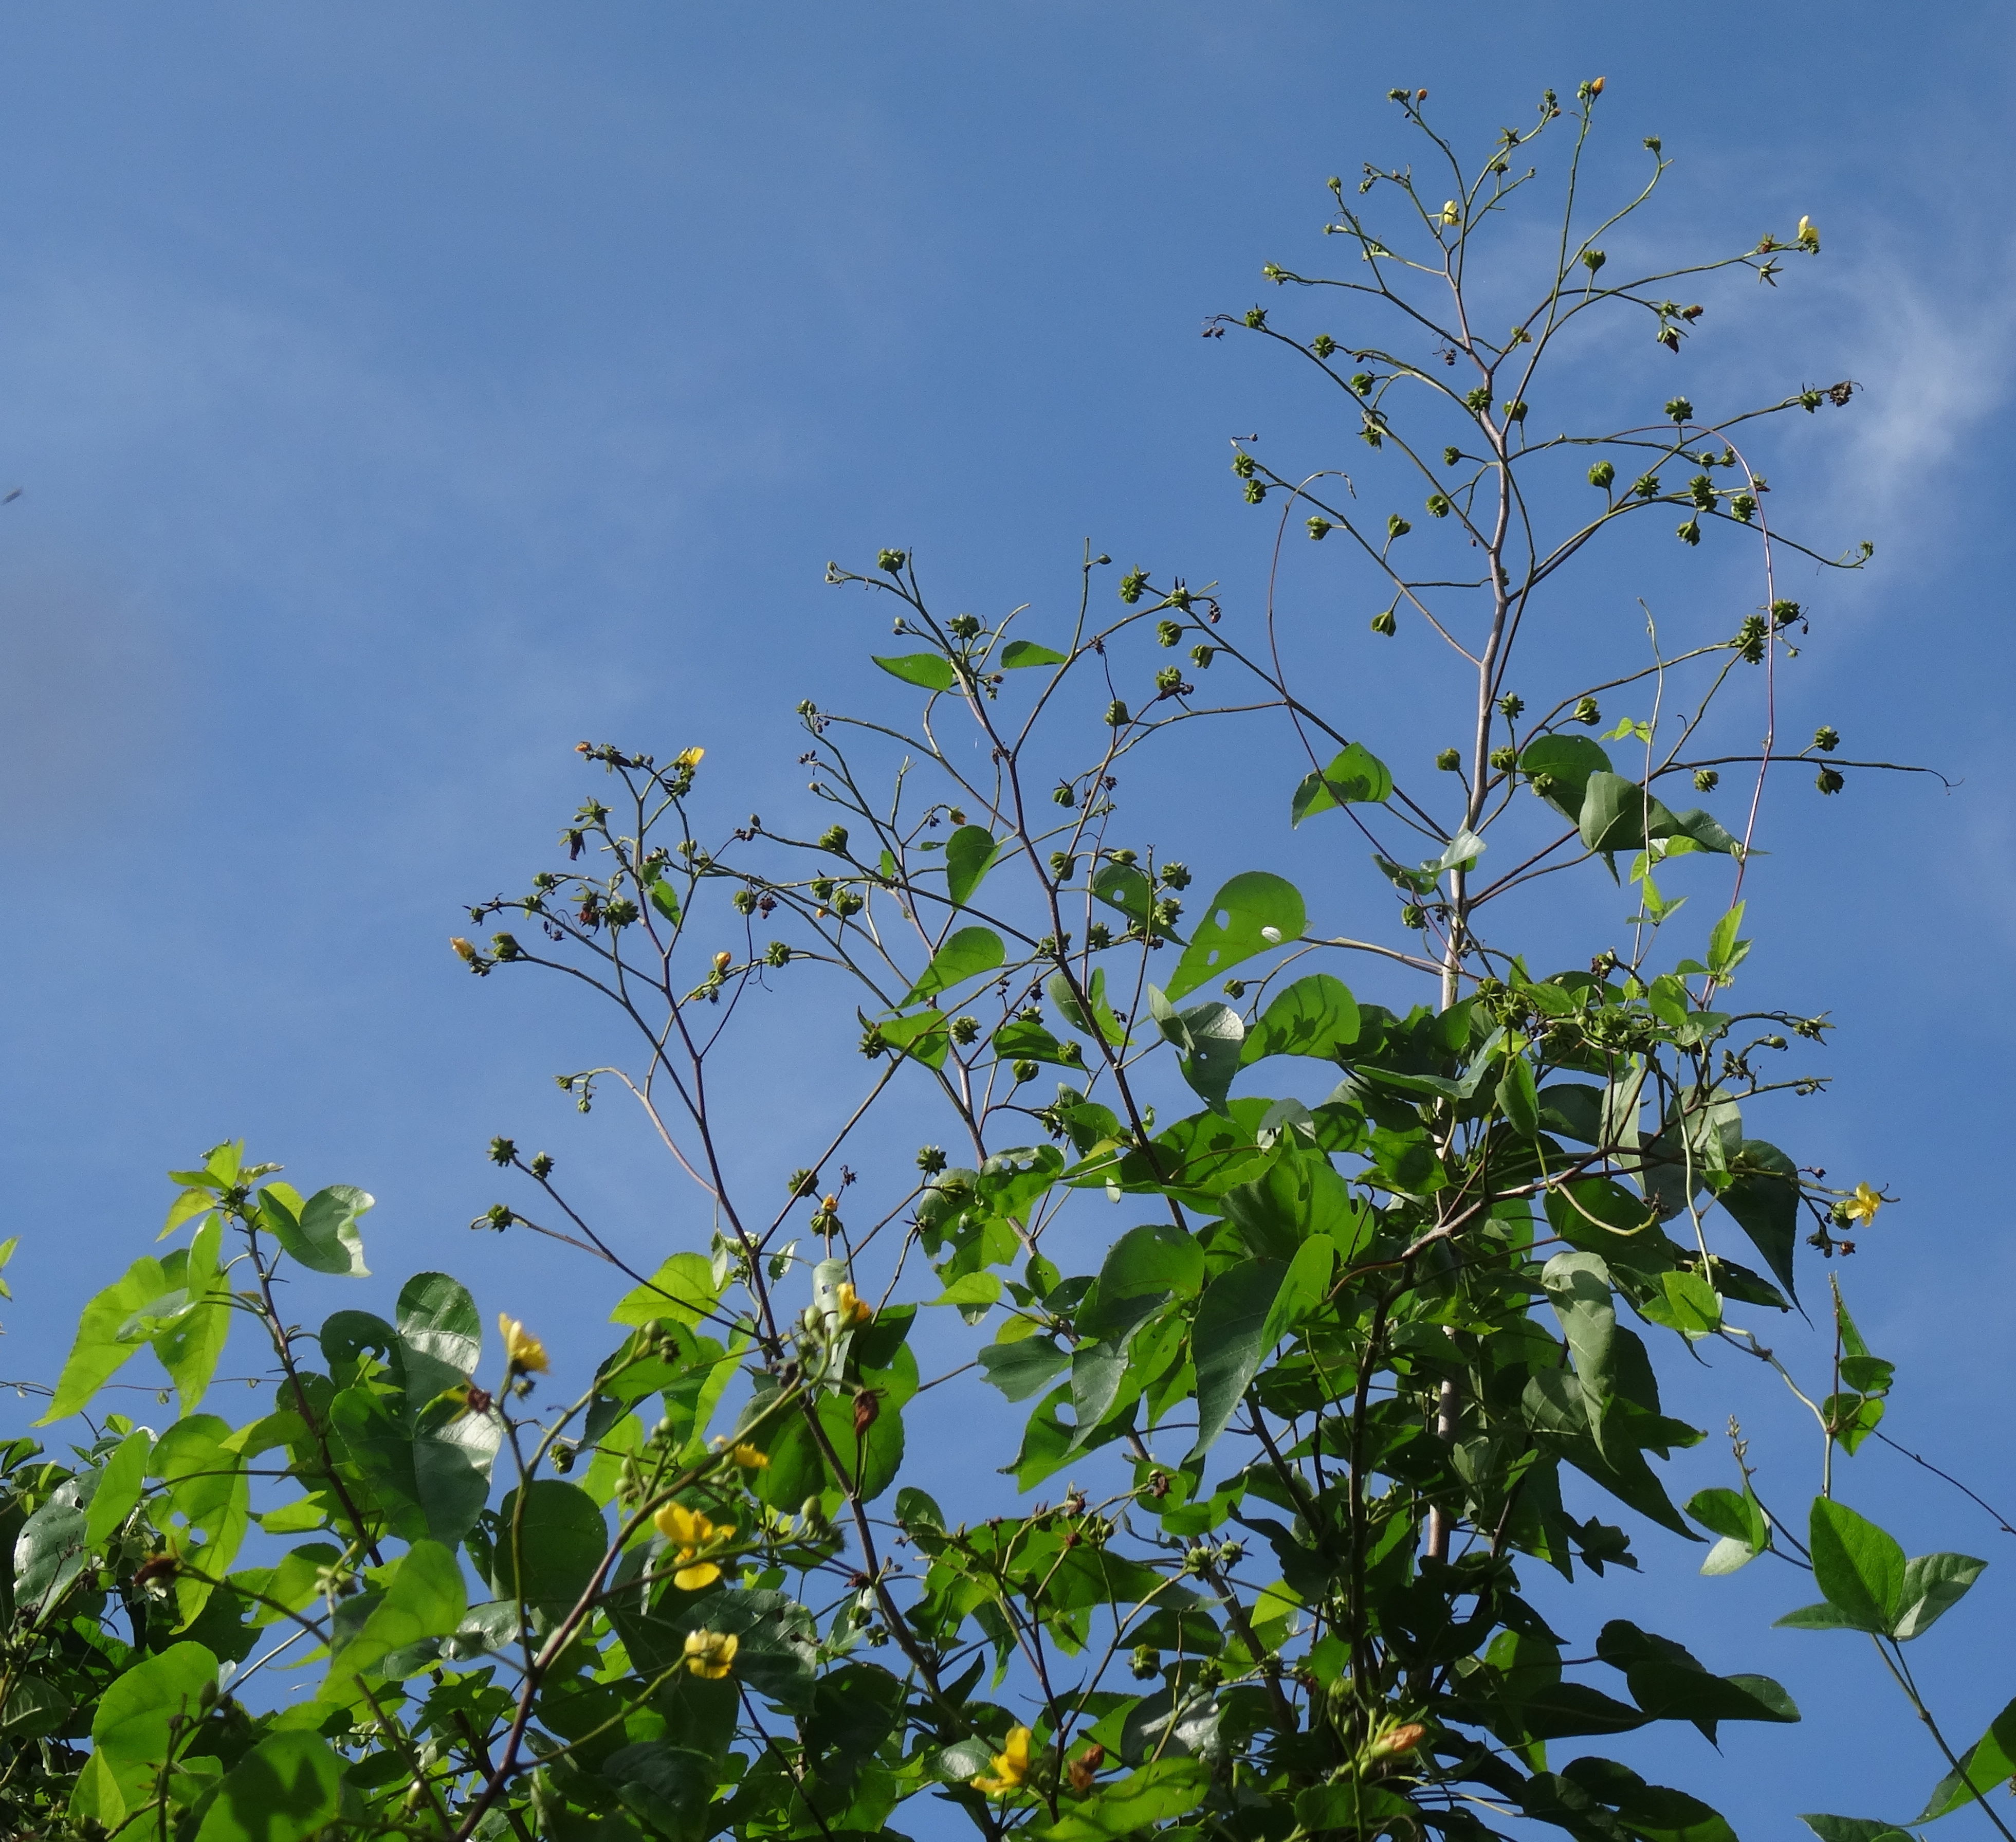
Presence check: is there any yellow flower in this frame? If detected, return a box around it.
[730,1443,769,1470]
[1797,214,1820,251]
[497,1315,548,1375]
[1842,1182,1883,1227]
[674,746,705,771]
[655,1502,735,1591]
[833,1282,873,1329]
[972,1725,1033,1795]
[683,1628,738,1679]
[712,951,733,973]
[1439,200,1459,226]
[450,937,479,963]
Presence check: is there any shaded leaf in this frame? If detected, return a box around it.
[193,1730,342,1842]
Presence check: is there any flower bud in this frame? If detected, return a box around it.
[1436,748,1461,772]
[1693,769,1719,793]
[1306,516,1331,540]
[1371,608,1397,636]
[1105,700,1130,727]
[876,549,907,574]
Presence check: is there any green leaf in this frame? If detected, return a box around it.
[154,1414,252,1626]
[1222,1148,1363,1261]
[1035,1756,1209,1840]
[1580,771,1680,855]
[1640,1269,1722,1341]
[40,1254,186,1423]
[268,1185,373,1279]
[931,1272,1002,1309]
[1893,1551,1987,1640]
[381,1273,504,1546]
[1719,1140,1801,1300]
[992,1016,1084,1069]
[877,1008,951,1068]
[1049,966,1129,1046]
[1707,902,1749,979]
[1520,734,1613,822]
[1775,1602,1870,1632]
[872,651,956,692]
[15,1476,95,1618]
[84,1429,153,1549]
[1187,1262,1282,1463]
[999,639,1068,668]
[1802,1820,1917,1842]
[978,1337,1071,1402]
[1241,974,1360,1064]
[903,926,1006,1004]
[1150,988,1246,1111]
[1295,1783,1418,1831]
[397,1271,481,1376]
[323,1539,467,1698]
[154,1215,232,1415]
[1668,807,1744,855]
[1543,1253,1618,1449]
[1290,742,1392,825]
[492,1480,609,1621]
[1687,1484,1767,1575]
[816,1387,905,1500]
[1915,1695,2016,1822]
[945,825,1004,906]
[1499,1053,1541,1138]
[1090,860,1183,941]
[611,1253,721,1329]
[193,1730,342,1842]
[87,1640,217,1819]
[1082,1224,1205,1340]
[1805,1498,1905,1634]
[646,875,682,925]
[1165,872,1307,1001]
[1185,1237,1332,1463]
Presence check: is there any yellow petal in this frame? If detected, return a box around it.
[497,1315,549,1374]
[731,1444,769,1470]
[673,1559,722,1592]
[654,1502,702,1546]
[681,1627,737,1676]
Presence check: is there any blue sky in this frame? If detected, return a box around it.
[1,4,2012,1834]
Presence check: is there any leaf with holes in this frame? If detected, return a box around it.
[1165,873,1306,1001]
